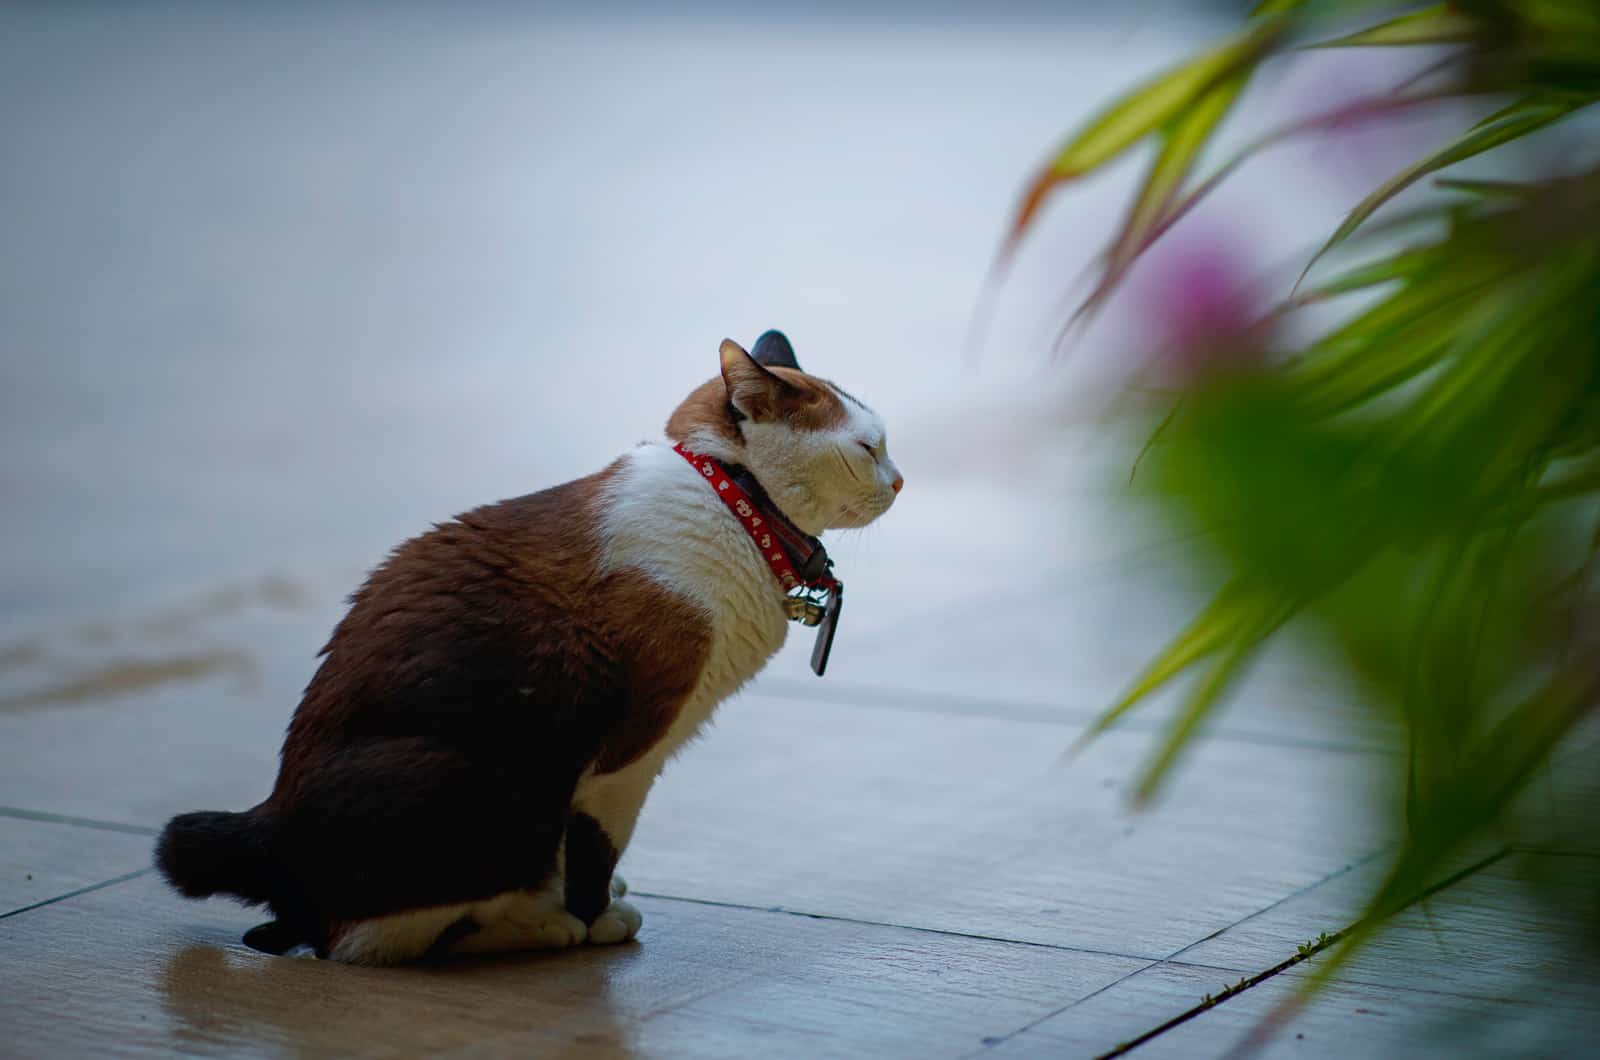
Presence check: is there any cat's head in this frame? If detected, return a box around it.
[665,331,903,536]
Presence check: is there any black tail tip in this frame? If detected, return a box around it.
[155,810,252,899]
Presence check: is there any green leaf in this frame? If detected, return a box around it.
[1285,251,1511,415]
[1292,319,1457,417]
[1073,580,1262,754]
[1046,24,1281,181]
[1307,4,1478,48]
[1002,18,1287,254]
[1294,99,1584,290]
[1069,87,1449,325]
[1069,74,1250,333]
[1433,177,1538,199]
[1287,243,1443,303]
[1122,76,1249,266]
[1300,251,1488,356]
[1132,597,1294,803]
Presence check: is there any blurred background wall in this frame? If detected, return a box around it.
[4,0,1331,633]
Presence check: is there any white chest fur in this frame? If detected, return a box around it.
[597,443,791,763]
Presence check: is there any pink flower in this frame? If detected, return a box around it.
[1134,230,1265,381]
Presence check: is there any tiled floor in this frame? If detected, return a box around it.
[3,461,1595,1057]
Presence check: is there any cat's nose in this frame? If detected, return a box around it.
[890,473,904,494]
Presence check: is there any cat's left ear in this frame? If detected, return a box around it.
[720,338,791,422]
[751,329,801,371]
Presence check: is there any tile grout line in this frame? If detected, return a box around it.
[964,959,1161,1060]
[1156,848,1393,966]
[630,890,1166,964]
[0,868,155,922]
[1088,847,1513,1059]
[0,805,160,836]
[962,848,1395,1057]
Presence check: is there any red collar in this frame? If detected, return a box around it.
[673,442,837,593]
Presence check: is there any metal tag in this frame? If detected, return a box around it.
[809,582,842,677]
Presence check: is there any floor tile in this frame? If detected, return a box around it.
[991,851,1600,1059]
[0,589,346,827]
[0,815,155,918]
[1269,853,1600,1010]
[623,695,1391,960]
[0,873,1143,1059]
[989,958,1596,1060]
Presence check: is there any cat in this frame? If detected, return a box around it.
[155,331,902,965]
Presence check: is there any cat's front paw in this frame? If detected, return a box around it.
[587,899,642,945]
[610,874,627,898]
[519,906,589,948]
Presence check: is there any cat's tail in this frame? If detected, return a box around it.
[155,808,279,905]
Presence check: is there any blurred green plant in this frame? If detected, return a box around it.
[1001,0,1600,1032]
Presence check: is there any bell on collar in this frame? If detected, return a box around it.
[782,583,843,676]
[784,593,827,626]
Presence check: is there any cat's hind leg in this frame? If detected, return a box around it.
[327,902,482,965]
[446,885,588,955]
[275,739,585,964]
[328,887,591,964]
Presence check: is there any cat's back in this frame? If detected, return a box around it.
[279,464,629,753]
[344,461,622,642]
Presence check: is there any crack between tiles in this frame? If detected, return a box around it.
[961,957,1163,1060]
[1084,847,1511,1059]
[0,805,159,836]
[629,889,1161,964]
[1159,955,1573,1007]
[0,867,154,922]
[964,844,1504,1058]
[1156,848,1392,966]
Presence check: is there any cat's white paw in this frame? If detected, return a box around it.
[453,889,588,954]
[513,906,588,948]
[610,874,628,899]
[587,899,642,945]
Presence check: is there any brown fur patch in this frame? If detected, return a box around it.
[769,367,851,431]
[590,567,710,774]
[156,459,715,935]
[664,376,743,446]
[665,367,848,443]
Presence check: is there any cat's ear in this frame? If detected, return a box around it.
[750,329,801,371]
[720,338,790,422]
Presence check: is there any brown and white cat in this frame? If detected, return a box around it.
[155,332,902,965]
